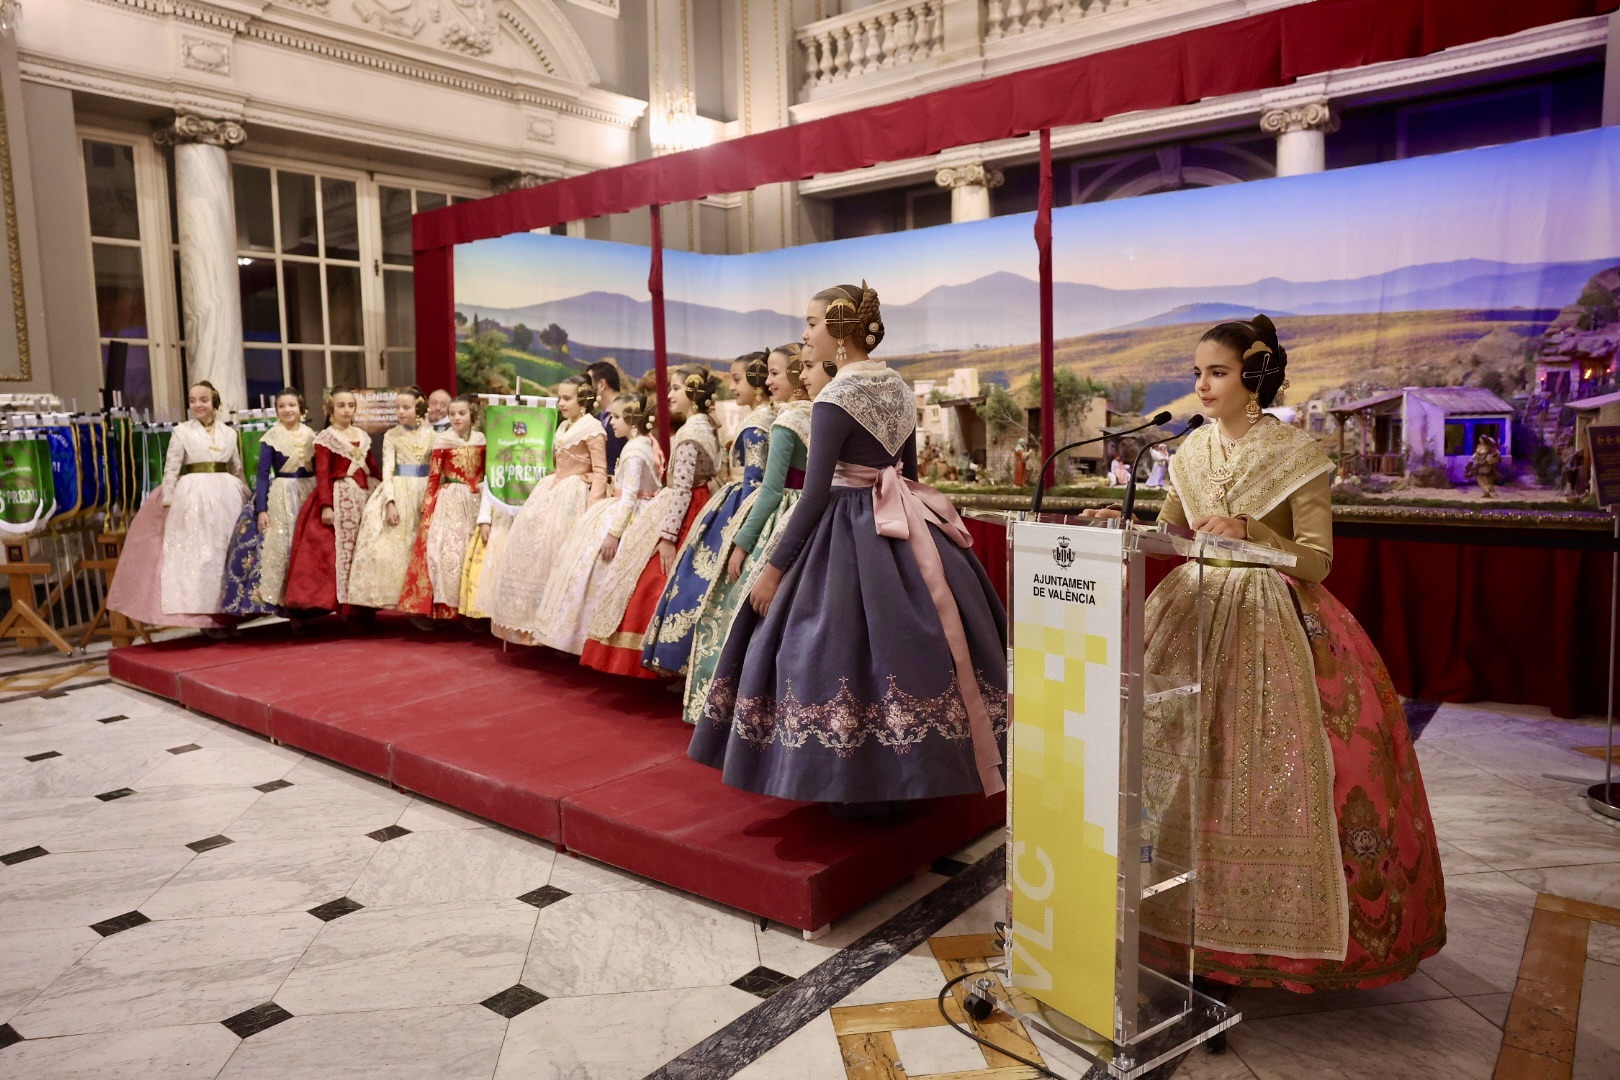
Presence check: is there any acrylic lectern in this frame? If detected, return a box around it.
[996,514,1297,1079]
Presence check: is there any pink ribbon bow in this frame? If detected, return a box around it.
[834,463,1004,796]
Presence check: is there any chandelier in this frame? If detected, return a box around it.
[649,91,712,156]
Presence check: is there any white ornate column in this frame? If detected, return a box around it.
[1260,101,1339,177]
[935,161,1004,222]
[153,113,247,411]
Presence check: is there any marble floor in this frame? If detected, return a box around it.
[0,639,1617,1080]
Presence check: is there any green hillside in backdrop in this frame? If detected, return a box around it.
[888,309,1555,413]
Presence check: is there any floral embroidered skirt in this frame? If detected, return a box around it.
[688,486,1008,803]
[1142,565,1447,992]
[221,476,314,616]
[581,494,708,679]
[641,480,752,675]
[680,489,801,726]
[107,496,236,630]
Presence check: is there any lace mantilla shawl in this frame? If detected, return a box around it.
[555,413,606,453]
[260,423,315,472]
[771,400,813,448]
[315,425,372,474]
[1171,416,1335,521]
[671,412,720,470]
[432,429,486,449]
[741,403,777,440]
[815,361,915,457]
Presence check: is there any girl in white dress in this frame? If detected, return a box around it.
[533,394,662,655]
[346,387,437,609]
[160,380,249,615]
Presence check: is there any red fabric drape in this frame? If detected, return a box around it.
[1036,129,1055,487]
[413,245,456,394]
[649,205,671,455]
[412,0,1616,251]
[965,517,1614,720]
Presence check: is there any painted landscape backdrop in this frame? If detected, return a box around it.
[454,128,1620,503]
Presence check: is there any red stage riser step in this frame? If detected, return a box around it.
[108,631,1002,931]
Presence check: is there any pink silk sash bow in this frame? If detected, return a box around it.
[833,462,1005,796]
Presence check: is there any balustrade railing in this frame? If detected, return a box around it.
[798,0,946,91]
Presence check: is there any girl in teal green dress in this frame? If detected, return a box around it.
[681,344,823,725]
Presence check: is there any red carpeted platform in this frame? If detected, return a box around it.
[108,624,1004,932]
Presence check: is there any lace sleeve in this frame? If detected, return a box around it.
[659,440,699,542]
[379,430,399,503]
[606,452,643,538]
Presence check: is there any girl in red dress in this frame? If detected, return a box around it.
[399,395,486,621]
[282,388,373,613]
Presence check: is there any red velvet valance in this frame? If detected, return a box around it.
[412,0,1615,251]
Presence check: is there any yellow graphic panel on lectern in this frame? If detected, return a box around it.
[1009,525,1124,1040]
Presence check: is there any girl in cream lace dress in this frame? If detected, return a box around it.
[533,394,661,655]
[582,367,721,677]
[346,388,436,609]
[400,395,486,620]
[221,388,315,614]
[489,376,609,644]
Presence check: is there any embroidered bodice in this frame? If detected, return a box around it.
[252,423,316,513]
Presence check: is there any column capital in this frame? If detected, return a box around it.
[492,171,558,195]
[935,161,1004,190]
[1259,101,1340,136]
[152,113,248,149]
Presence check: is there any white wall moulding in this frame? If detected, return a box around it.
[795,15,1610,195]
[565,0,617,16]
[19,0,647,174]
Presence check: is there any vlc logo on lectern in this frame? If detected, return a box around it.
[1052,536,1075,569]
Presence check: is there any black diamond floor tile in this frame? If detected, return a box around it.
[187,835,234,854]
[89,910,151,937]
[0,1022,20,1051]
[516,885,570,910]
[254,779,293,793]
[221,1001,294,1039]
[307,897,364,922]
[931,857,971,878]
[365,825,411,843]
[23,750,61,762]
[731,965,795,1000]
[1,846,48,866]
[95,788,135,802]
[96,714,126,724]
[167,743,202,755]
[480,984,547,1019]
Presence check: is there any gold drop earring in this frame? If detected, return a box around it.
[835,338,848,366]
[1245,392,1262,424]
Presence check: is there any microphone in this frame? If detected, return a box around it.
[1032,410,1171,515]
[1120,414,1204,524]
